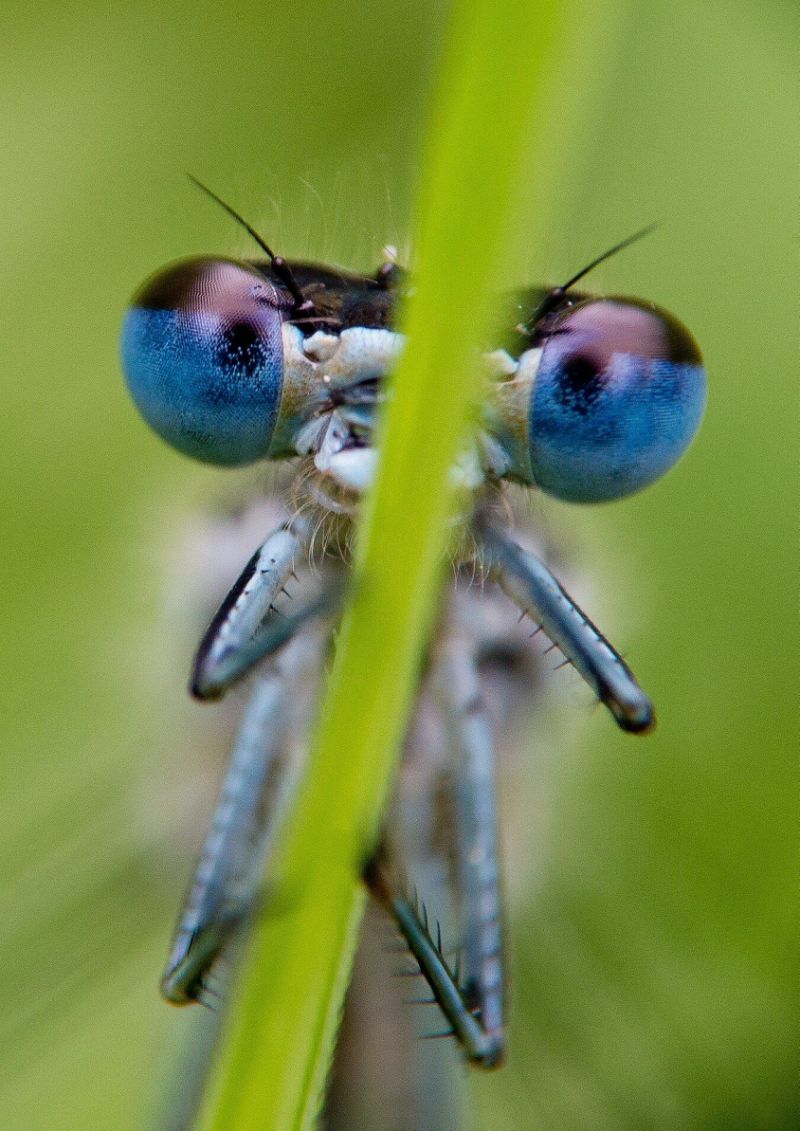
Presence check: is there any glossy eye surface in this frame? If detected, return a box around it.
[528,297,706,502]
[121,257,286,465]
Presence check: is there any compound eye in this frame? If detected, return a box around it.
[529,297,706,502]
[121,257,285,465]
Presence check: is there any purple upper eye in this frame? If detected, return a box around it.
[524,297,706,502]
[121,257,286,466]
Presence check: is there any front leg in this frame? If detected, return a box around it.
[478,518,655,733]
[190,514,311,700]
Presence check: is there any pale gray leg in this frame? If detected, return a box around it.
[161,625,326,1004]
[436,633,505,1063]
[478,519,654,733]
[191,514,311,700]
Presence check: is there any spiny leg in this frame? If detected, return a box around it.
[190,514,311,700]
[195,579,345,700]
[361,629,506,1069]
[477,517,654,733]
[161,625,326,1004]
[161,669,288,1004]
[363,855,502,1069]
[436,634,505,1065]
[326,683,466,1130]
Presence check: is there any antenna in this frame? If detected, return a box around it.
[558,223,659,292]
[187,175,315,317]
[526,223,659,330]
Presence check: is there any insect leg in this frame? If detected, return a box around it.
[161,626,325,1005]
[436,635,506,1065]
[194,580,345,700]
[363,854,504,1069]
[478,519,654,733]
[190,515,312,699]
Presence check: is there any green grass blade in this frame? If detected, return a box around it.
[200,3,575,1128]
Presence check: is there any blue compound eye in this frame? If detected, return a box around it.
[121,257,286,465]
[528,297,706,502]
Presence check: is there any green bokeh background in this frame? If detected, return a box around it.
[1,2,795,1129]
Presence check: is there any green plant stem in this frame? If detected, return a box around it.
[201,3,570,1128]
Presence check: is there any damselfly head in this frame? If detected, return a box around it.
[121,203,706,508]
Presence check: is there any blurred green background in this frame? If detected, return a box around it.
[1,2,795,1128]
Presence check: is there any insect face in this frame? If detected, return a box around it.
[123,258,705,507]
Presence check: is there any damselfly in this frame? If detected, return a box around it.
[120,183,705,1086]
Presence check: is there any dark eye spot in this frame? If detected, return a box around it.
[555,352,605,415]
[215,321,267,377]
